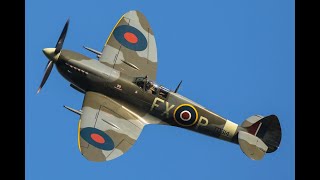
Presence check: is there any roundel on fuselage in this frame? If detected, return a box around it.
[173,104,199,126]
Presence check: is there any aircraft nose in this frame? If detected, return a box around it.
[42,48,55,56]
[42,48,59,61]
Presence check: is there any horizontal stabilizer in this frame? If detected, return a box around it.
[238,131,268,160]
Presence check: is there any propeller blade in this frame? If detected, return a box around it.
[44,60,50,71]
[54,19,69,54]
[37,61,54,94]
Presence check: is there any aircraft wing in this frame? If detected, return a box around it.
[78,91,147,162]
[99,10,157,81]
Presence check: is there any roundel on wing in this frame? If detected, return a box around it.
[113,25,147,51]
[80,127,114,150]
[173,104,199,126]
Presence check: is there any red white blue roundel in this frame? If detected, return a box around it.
[80,127,114,150]
[173,104,199,126]
[113,25,147,51]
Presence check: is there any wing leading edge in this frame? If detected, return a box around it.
[99,10,158,81]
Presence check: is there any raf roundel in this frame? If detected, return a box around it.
[173,104,199,126]
[124,32,138,44]
[90,133,105,144]
[113,25,147,51]
[80,127,115,151]
[180,110,192,121]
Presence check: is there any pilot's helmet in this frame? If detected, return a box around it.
[146,81,153,89]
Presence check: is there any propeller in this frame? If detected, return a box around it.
[37,19,69,94]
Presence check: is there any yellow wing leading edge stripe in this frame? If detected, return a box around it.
[104,14,125,46]
[78,119,81,152]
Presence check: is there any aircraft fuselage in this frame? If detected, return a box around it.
[55,49,243,145]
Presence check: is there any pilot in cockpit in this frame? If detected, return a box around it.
[135,76,158,95]
[145,80,156,94]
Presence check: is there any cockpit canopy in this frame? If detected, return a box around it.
[133,77,170,98]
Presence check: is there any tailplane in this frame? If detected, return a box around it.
[238,115,282,160]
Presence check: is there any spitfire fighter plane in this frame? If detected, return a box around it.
[38,10,281,162]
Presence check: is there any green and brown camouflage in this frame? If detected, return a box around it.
[100,10,157,81]
[40,10,282,162]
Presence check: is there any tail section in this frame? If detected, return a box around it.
[238,115,282,160]
[238,131,268,160]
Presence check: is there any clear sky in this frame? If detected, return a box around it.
[26,1,294,180]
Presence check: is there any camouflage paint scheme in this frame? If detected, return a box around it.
[42,10,282,162]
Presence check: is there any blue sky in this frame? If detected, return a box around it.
[26,1,294,180]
